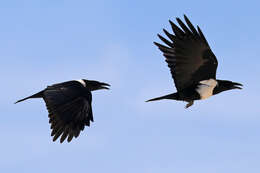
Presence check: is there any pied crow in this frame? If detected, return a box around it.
[147,15,243,108]
[15,79,110,143]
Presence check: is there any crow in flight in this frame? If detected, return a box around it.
[15,79,110,143]
[147,15,242,108]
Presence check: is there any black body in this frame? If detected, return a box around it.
[15,79,110,143]
[147,15,242,108]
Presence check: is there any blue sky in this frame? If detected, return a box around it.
[1,0,260,172]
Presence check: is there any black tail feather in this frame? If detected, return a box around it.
[146,93,179,102]
[15,91,44,104]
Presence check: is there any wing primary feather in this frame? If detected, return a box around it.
[60,127,69,143]
[67,123,75,142]
[169,20,185,37]
[50,118,60,129]
[154,42,174,54]
[67,134,73,142]
[157,34,173,48]
[74,130,80,138]
[183,15,200,37]
[51,126,60,136]
[49,117,54,123]
[53,127,64,142]
[197,26,209,47]
[163,29,176,42]
[51,121,64,136]
[176,18,192,35]
[154,42,170,49]
[80,124,85,130]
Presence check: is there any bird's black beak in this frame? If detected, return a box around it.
[99,82,110,90]
[232,82,243,89]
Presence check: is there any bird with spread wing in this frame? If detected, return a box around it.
[147,15,242,108]
[16,79,110,143]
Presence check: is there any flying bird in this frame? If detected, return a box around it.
[15,79,110,143]
[147,15,242,108]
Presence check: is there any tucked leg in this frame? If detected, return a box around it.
[185,101,194,109]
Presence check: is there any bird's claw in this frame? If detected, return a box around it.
[185,101,194,109]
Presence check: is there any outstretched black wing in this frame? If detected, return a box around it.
[43,81,93,143]
[154,15,218,91]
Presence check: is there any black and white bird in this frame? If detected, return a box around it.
[146,15,243,108]
[15,79,110,143]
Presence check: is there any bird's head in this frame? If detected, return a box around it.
[213,80,243,95]
[82,79,110,91]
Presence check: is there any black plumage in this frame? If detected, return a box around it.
[147,15,242,108]
[15,79,110,143]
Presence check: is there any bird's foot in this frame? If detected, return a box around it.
[185,101,194,109]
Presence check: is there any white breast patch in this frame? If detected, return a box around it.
[76,79,86,87]
[196,79,217,100]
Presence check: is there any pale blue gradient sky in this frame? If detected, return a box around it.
[1,0,260,172]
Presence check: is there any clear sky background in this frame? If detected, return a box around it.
[1,0,260,172]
